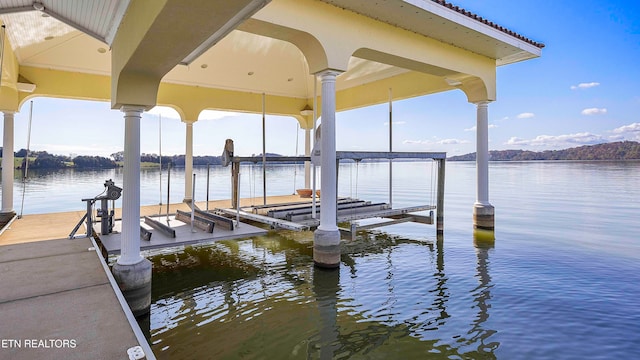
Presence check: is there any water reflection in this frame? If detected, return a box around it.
[311,267,340,359]
[468,239,498,358]
[433,237,450,330]
[142,229,501,359]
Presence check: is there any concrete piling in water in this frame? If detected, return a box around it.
[473,203,495,231]
[112,259,152,317]
[313,229,341,269]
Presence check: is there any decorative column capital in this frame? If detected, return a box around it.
[474,100,492,108]
[120,105,145,115]
[316,69,343,81]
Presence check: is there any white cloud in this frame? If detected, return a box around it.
[403,139,428,145]
[506,122,640,149]
[439,138,469,145]
[505,132,607,147]
[403,138,469,145]
[516,112,535,119]
[570,82,600,90]
[505,137,525,145]
[611,122,640,134]
[464,124,497,131]
[581,108,607,115]
[611,122,640,141]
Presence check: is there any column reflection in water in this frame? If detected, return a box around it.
[434,236,450,325]
[469,236,499,357]
[312,266,341,360]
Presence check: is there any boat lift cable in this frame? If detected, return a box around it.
[293,122,299,195]
[388,87,393,209]
[206,164,210,212]
[166,163,171,224]
[252,164,257,205]
[311,74,318,219]
[18,101,34,219]
[350,159,361,218]
[158,113,163,215]
[349,160,352,199]
[0,26,5,87]
[262,92,267,206]
[355,160,360,200]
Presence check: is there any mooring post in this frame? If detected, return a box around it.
[436,158,445,235]
[206,164,210,211]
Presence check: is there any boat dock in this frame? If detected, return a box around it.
[0,188,443,359]
[0,196,300,360]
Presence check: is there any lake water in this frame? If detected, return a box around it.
[4,161,640,359]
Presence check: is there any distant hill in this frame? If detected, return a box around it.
[448,141,640,161]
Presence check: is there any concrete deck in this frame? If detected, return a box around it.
[0,237,151,360]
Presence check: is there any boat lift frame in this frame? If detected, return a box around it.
[226,151,445,238]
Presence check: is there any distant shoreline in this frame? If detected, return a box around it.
[447,141,640,161]
[2,141,638,169]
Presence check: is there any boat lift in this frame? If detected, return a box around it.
[69,179,123,239]
[214,87,445,239]
[221,149,446,239]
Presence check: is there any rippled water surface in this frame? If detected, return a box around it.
[5,161,640,358]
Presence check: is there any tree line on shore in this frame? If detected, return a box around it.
[0,149,283,169]
[2,141,638,169]
[448,141,640,161]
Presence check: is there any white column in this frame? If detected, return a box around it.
[304,128,311,188]
[318,70,340,231]
[475,101,490,205]
[184,121,194,202]
[2,112,15,213]
[473,101,495,231]
[118,105,144,266]
[313,70,342,268]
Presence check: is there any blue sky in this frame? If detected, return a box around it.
[6,0,640,157]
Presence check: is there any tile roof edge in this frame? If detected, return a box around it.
[431,0,545,48]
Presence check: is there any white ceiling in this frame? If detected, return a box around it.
[0,1,541,100]
[0,0,126,44]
